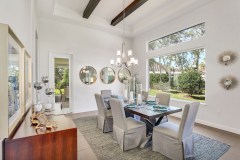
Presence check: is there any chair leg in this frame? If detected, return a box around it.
[103,119,106,133]
[103,118,113,133]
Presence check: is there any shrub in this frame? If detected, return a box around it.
[150,73,169,89]
[178,69,205,95]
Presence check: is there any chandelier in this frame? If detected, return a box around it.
[110,0,138,68]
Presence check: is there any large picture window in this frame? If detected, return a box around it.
[148,23,205,51]
[149,48,206,102]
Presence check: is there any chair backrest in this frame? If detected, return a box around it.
[142,91,149,101]
[178,102,200,141]
[101,90,112,98]
[94,94,106,118]
[156,93,170,106]
[109,98,126,131]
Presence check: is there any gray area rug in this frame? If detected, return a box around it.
[74,116,230,160]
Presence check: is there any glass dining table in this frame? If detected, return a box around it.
[124,102,182,148]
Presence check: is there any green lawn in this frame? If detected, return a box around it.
[149,89,205,103]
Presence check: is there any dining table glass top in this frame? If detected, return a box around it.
[124,103,182,120]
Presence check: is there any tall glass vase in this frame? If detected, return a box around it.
[129,76,136,98]
[123,80,129,101]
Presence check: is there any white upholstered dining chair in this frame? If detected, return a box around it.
[156,92,170,106]
[94,94,113,133]
[152,102,200,160]
[142,91,149,101]
[109,98,146,151]
[101,90,112,98]
[156,92,170,123]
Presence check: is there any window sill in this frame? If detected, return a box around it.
[148,95,207,106]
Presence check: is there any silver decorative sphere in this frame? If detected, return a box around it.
[34,82,43,90]
[45,88,54,95]
[42,76,49,84]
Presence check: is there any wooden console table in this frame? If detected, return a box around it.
[4,108,77,160]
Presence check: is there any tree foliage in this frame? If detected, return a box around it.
[178,69,205,95]
[55,68,69,98]
[150,73,169,88]
[148,23,205,51]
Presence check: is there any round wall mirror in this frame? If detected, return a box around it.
[79,66,97,85]
[118,68,131,83]
[100,67,115,84]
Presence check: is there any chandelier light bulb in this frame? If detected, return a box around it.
[117,50,121,56]
[110,59,114,65]
[117,57,121,63]
[134,59,138,65]
[128,50,132,56]
[130,57,135,63]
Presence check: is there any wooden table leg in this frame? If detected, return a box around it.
[140,116,164,148]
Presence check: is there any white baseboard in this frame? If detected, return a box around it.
[72,107,97,114]
[0,138,3,160]
[171,114,240,135]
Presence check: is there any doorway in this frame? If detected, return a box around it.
[49,53,72,112]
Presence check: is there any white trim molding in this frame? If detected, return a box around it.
[171,114,240,135]
[48,51,73,113]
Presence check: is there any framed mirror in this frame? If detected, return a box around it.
[100,67,115,84]
[118,68,131,83]
[79,66,97,85]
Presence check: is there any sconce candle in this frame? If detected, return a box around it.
[218,50,238,65]
[224,79,232,89]
[129,91,134,104]
[223,55,231,62]
[137,94,142,105]
[220,76,238,90]
[124,89,128,100]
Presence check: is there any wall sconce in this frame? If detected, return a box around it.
[218,50,237,65]
[220,76,238,90]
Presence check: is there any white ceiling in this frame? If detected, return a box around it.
[38,0,213,37]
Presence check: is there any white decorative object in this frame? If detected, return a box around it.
[129,91,134,104]
[224,79,232,86]
[137,94,142,105]
[34,82,43,104]
[218,50,238,65]
[220,76,238,90]
[45,88,54,111]
[222,55,231,63]
[34,102,43,112]
[130,91,133,100]
[124,89,128,100]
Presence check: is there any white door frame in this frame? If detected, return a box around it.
[49,51,73,112]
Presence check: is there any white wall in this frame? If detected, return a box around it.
[38,18,133,113]
[0,0,38,101]
[132,0,240,134]
[0,0,38,159]
[0,0,37,55]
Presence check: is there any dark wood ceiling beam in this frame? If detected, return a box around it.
[83,0,101,19]
[111,0,148,26]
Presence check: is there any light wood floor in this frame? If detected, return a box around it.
[67,111,240,160]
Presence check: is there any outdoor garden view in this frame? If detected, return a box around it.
[149,48,205,102]
[148,23,206,102]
